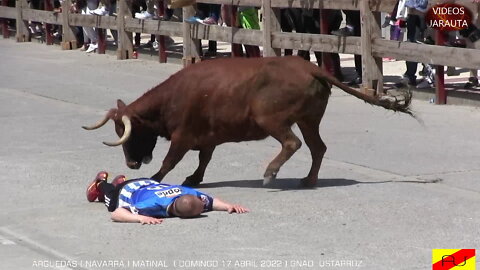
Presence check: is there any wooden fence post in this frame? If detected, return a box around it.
[15,0,30,42]
[117,0,133,59]
[261,0,280,57]
[360,0,383,95]
[182,5,196,66]
[60,0,77,49]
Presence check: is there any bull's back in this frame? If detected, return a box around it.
[160,57,327,144]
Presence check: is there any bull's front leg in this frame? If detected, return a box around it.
[151,140,189,182]
[182,146,216,187]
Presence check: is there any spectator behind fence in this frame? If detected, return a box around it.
[76,0,100,53]
[184,4,221,56]
[460,22,480,89]
[382,1,406,62]
[394,0,429,88]
[302,9,343,81]
[332,10,362,86]
[280,8,297,56]
[130,0,173,49]
[90,0,110,15]
[237,6,261,57]
[134,0,157,19]
[28,0,43,36]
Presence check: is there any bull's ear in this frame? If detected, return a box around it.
[117,99,126,109]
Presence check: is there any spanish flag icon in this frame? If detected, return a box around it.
[433,249,476,270]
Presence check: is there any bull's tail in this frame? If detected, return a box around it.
[313,70,414,117]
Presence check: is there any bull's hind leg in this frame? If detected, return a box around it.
[297,116,326,188]
[182,146,216,187]
[262,127,302,186]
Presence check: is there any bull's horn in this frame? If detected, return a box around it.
[103,115,131,147]
[82,109,116,130]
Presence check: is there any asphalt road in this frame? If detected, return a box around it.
[0,39,479,270]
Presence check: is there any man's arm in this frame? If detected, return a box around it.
[212,198,249,214]
[111,207,163,225]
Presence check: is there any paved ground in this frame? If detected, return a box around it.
[0,38,479,270]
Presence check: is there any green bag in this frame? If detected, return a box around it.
[239,8,260,30]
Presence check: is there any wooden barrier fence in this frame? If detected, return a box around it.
[1,0,479,103]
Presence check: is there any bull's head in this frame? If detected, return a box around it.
[82,100,157,170]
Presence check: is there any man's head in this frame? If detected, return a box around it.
[171,195,204,218]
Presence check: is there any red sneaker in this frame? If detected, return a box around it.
[86,171,108,202]
[111,175,126,187]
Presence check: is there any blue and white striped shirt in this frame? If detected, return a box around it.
[117,178,213,217]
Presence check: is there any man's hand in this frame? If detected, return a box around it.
[139,216,163,225]
[112,208,163,224]
[227,204,250,214]
[213,198,250,214]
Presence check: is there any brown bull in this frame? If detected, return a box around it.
[83,56,411,187]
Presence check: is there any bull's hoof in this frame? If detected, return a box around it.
[299,177,317,188]
[181,176,202,187]
[263,174,276,187]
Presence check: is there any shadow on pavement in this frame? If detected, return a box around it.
[198,177,441,191]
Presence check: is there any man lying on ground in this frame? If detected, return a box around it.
[86,171,249,225]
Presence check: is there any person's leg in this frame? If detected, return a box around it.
[351,11,362,82]
[404,14,419,85]
[86,171,108,202]
[209,4,220,21]
[196,3,209,19]
[131,1,142,42]
[204,4,220,53]
[244,45,260,57]
[240,7,261,58]
[346,10,360,32]
[329,10,343,80]
[280,9,294,56]
[146,0,154,15]
[97,181,115,208]
[305,9,321,64]
[221,4,231,26]
[354,55,362,80]
[81,7,99,52]
[207,40,217,54]
[466,34,479,88]
[332,10,356,36]
[227,6,244,57]
[84,27,98,43]
[98,177,129,212]
[289,9,309,60]
[106,1,117,43]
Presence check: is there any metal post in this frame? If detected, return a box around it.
[435,30,447,105]
[2,0,9,38]
[157,0,167,63]
[97,28,106,54]
[44,0,54,45]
